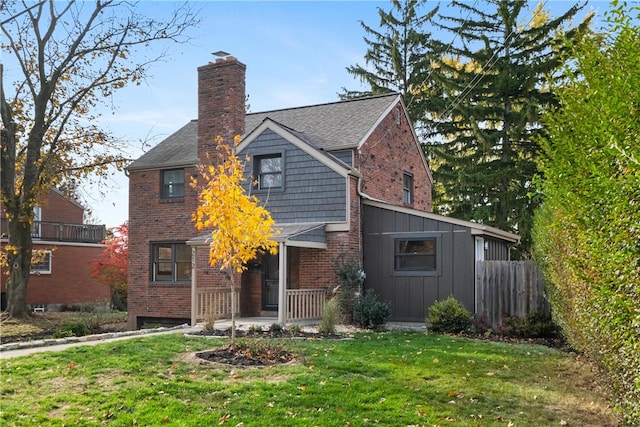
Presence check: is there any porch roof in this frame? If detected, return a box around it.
[187,222,327,249]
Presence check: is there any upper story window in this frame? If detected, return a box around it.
[31,250,52,274]
[31,206,42,238]
[151,242,191,283]
[402,172,413,204]
[255,154,282,190]
[161,169,184,199]
[395,238,436,271]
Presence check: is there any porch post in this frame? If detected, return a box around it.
[277,242,287,324]
[190,245,197,326]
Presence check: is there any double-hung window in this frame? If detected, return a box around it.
[255,154,282,190]
[394,238,436,271]
[161,169,185,199]
[151,243,191,282]
[30,250,52,274]
[402,172,413,205]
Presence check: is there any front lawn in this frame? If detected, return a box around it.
[0,332,618,426]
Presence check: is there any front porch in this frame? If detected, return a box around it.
[191,286,328,326]
[188,223,331,326]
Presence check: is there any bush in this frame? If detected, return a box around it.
[503,310,560,338]
[332,254,365,324]
[426,297,474,334]
[54,322,90,338]
[353,289,391,330]
[319,298,340,335]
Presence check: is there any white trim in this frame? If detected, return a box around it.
[363,200,520,243]
[285,240,327,249]
[277,242,287,324]
[356,95,402,149]
[190,245,198,326]
[30,250,52,275]
[237,119,351,177]
[1,239,106,248]
[474,237,485,316]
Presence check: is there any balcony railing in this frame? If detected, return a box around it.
[1,219,106,244]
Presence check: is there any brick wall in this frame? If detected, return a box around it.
[127,166,200,328]
[41,190,84,223]
[358,105,433,212]
[0,242,110,306]
[128,57,247,329]
[197,56,246,160]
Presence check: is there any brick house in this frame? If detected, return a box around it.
[0,189,109,311]
[126,56,518,328]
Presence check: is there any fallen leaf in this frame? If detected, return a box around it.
[298,385,307,391]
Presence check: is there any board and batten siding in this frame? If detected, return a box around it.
[240,129,348,224]
[363,204,476,322]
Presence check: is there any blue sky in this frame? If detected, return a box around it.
[3,1,609,227]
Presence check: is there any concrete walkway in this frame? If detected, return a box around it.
[0,318,426,359]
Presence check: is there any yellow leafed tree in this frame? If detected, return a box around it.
[192,136,278,345]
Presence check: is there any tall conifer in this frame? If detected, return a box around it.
[341,0,439,129]
[426,1,591,257]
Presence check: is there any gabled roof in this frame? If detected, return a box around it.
[127,94,401,171]
[237,118,353,176]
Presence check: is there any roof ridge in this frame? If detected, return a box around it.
[247,92,400,117]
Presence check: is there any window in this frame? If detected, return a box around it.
[395,238,436,271]
[255,154,282,190]
[161,169,184,199]
[151,243,191,282]
[402,172,413,204]
[31,250,52,274]
[31,206,42,238]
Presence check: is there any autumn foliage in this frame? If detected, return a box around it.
[192,136,278,344]
[91,222,128,311]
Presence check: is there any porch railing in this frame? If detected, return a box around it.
[1,219,106,244]
[195,288,240,323]
[285,288,327,323]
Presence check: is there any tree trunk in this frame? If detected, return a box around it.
[5,216,33,318]
[229,269,237,348]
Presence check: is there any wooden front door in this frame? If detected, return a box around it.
[262,253,279,310]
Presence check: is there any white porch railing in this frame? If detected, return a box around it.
[195,288,240,323]
[285,288,327,323]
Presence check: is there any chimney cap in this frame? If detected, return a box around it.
[212,50,230,58]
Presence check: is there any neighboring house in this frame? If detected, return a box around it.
[0,189,109,311]
[126,56,519,328]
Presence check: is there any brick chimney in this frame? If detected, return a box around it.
[197,56,246,161]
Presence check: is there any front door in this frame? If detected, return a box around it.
[262,253,279,310]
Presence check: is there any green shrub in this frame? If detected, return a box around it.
[503,310,560,338]
[268,323,283,336]
[55,322,90,338]
[332,254,365,324]
[426,297,474,334]
[353,289,391,330]
[319,298,340,335]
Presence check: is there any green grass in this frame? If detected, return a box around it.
[0,332,617,426]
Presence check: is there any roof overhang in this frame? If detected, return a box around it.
[363,200,520,244]
[187,222,327,249]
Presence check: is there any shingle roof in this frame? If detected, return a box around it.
[127,94,400,171]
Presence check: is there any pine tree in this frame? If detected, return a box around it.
[425,1,591,257]
[341,0,440,128]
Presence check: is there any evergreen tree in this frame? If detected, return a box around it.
[425,1,591,257]
[341,0,439,128]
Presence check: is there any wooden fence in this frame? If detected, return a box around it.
[476,260,549,329]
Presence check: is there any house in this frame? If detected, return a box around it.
[0,189,109,311]
[126,56,519,328]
